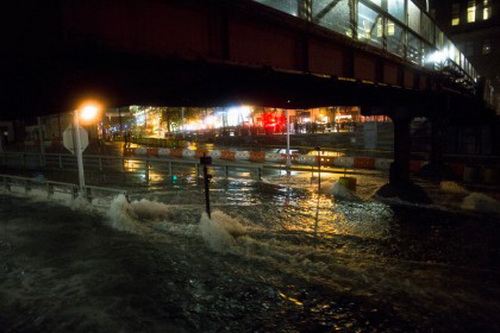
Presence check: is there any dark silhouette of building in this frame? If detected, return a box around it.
[430,0,500,112]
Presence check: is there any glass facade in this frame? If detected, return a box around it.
[452,4,461,26]
[387,0,405,22]
[358,3,383,47]
[312,0,352,36]
[254,0,299,16]
[467,0,477,23]
[253,0,478,83]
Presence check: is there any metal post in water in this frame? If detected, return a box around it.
[37,117,45,167]
[200,153,213,219]
[315,146,321,191]
[286,109,291,176]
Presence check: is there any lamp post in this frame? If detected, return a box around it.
[74,103,100,197]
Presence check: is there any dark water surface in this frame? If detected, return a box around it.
[1,175,500,332]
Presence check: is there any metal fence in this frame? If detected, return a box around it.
[0,174,128,205]
[0,152,264,182]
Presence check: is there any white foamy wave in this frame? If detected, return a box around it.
[440,181,469,194]
[130,199,170,220]
[332,181,361,201]
[106,194,141,232]
[70,194,93,211]
[461,192,500,215]
[200,210,246,253]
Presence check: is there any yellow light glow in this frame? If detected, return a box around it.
[78,102,101,123]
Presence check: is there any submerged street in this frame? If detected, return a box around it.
[1,172,499,332]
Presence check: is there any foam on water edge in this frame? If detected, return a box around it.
[462,192,500,215]
[440,181,469,194]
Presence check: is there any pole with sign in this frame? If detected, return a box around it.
[73,111,86,194]
[63,104,98,197]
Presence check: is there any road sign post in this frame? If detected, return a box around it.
[74,112,86,196]
[62,115,89,197]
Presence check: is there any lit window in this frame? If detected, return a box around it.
[376,19,383,37]
[467,0,476,23]
[386,21,395,36]
[483,0,492,20]
[482,38,491,54]
[452,4,461,25]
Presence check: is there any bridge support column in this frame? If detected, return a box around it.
[389,117,411,186]
[418,118,458,180]
[375,113,431,204]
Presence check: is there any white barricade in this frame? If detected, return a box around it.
[135,147,148,155]
[207,150,221,160]
[235,151,250,161]
[265,152,282,163]
[374,158,392,171]
[182,149,196,159]
[296,155,316,165]
[333,156,354,168]
[158,148,171,157]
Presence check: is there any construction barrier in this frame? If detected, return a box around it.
[170,149,183,158]
[249,151,265,163]
[334,157,354,168]
[265,153,282,163]
[195,150,208,158]
[158,148,171,157]
[147,148,159,157]
[318,156,335,166]
[448,163,465,178]
[182,149,196,159]
[135,147,148,155]
[354,157,375,169]
[207,150,221,160]
[375,158,392,170]
[296,155,316,165]
[124,147,135,156]
[409,160,425,173]
[123,147,478,178]
[221,151,236,161]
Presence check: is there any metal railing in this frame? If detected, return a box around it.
[254,0,478,90]
[0,152,264,182]
[0,174,128,204]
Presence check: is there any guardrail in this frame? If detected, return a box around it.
[0,174,128,204]
[0,152,265,182]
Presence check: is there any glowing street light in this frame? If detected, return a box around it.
[74,101,102,197]
[80,104,100,122]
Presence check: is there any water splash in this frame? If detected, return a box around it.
[462,192,500,215]
[106,194,140,232]
[439,181,468,194]
[199,210,246,253]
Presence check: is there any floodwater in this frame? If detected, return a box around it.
[1,171,500,332]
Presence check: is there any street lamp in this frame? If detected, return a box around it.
[74,101,101,197]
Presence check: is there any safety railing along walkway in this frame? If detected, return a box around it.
[0,174,128,205]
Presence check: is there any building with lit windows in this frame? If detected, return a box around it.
[430,0,500,112]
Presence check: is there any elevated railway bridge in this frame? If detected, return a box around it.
[3,0,496,198]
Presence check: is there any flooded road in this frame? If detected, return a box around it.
[1,173,500,332]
